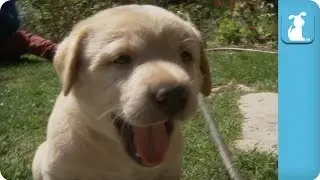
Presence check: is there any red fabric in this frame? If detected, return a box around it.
[0,30,57,61]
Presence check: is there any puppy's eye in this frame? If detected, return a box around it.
[180,51,192,63]
[113,55,132,64]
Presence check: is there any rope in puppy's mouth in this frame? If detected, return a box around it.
[198,94,244,180]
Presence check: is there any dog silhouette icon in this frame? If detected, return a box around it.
[0,172,6,180]
[288,12,307,41]
[314,172,320,180]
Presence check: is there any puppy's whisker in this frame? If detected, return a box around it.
[112,111,125,124]
[133,109,144,120]
[131,109,167,127]
[180,38,197,43]
[133,120,168,128]
[96,106,121,121]
[130,109,146,125]
[114,111,125,119]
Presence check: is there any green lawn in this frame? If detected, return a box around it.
[0,52,278,180]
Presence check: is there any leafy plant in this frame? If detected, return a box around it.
[16,0,277,48]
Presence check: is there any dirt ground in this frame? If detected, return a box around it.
[235,92,278,154]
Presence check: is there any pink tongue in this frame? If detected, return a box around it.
[133,123,169,166]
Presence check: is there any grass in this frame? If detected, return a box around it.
[0,52,278,180]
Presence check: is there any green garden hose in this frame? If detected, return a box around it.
[198,94,244,180]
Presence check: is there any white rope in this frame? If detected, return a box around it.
[198,94,244,180]
[206,47,277,54]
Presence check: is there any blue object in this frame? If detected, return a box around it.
[0,0,20,38]
[279,0,320,179]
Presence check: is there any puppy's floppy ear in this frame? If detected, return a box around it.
[199,40,212,96]
[53,27,89,96]
[288,15,295,20]
[299,12,307,16]
[187,23,212,96]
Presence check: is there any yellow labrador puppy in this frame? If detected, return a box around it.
[32,4,211,180]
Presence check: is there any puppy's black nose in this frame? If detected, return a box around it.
[151,84,188,116]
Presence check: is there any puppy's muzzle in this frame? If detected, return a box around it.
[150,84,189,116]
[114,83,189,168]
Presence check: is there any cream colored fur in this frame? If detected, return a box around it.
[32,4,211,180]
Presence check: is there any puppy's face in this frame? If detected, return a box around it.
[54,5,211,167]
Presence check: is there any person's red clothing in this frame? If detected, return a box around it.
[0,30,57,63]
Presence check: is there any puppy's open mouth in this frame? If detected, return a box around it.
[113,114,173,167]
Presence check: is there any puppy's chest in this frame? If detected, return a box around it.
[52,143,171,180]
